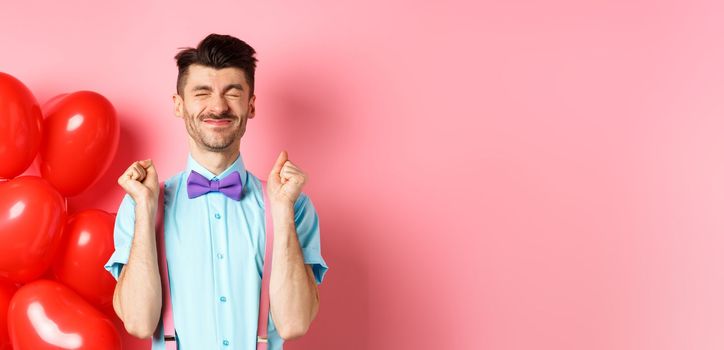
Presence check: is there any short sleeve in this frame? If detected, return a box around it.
[293,193,329,284]
[104,194,136,281]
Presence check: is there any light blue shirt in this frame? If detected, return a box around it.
[104,153,328,350]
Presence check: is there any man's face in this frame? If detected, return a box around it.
[173,64,256,152]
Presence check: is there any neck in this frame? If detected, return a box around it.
[189,141,240,176]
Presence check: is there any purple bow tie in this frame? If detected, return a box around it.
[187,170,243,201]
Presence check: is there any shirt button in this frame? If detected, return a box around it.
[220,296,227,302]
[217,253,224,259]
[223,339,229,346]
[214,213,221,219]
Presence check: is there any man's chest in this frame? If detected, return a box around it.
[163,194,267,278]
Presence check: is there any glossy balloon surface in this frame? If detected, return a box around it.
[0,176,66,283]
[8,280,121,350]
[40,91,119,197]
[0,72,42,179]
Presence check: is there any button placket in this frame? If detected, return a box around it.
[210,196,233,348]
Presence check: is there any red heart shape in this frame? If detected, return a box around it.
[0,279,17,350]
[8,279,121,350]
[51,209,117,310]
[0,72,42,180]
[40,91,120,197]
[0,176,66,283]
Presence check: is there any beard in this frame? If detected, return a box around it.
[184,110,246,152]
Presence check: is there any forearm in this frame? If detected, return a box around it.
[113,201,163,339]
[269,204,319,340]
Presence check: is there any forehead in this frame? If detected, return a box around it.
[184,64,249,90]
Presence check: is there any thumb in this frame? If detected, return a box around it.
[139,159,152,169]
[270,150,288,177]
[145,160,157,176]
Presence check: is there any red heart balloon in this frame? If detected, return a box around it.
[8,279,121,350]
[0,279,17,350]
[0,72,43,180]
[39,91,119,197]
[51,209,117,310]
[0,176,66,283]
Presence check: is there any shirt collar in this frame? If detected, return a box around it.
[184,152,247,187]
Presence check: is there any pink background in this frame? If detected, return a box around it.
[3,0,724,349]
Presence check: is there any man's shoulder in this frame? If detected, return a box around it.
[244,170,264,208]
[245,169,262,186]
[160,169,186,189]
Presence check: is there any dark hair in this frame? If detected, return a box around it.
[174,33,258,97]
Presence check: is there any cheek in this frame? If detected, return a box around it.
[184,104,204,119]
[230,103,244,115]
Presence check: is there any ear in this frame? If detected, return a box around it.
[172,93,184,118]
[248,94,256,119]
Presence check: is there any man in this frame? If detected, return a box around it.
[104,34,328,350]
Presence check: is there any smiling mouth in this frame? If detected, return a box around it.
[203,119,232,126]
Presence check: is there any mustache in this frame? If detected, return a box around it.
[200,111,236,120]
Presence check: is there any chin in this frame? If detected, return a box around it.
[203,139,238,151]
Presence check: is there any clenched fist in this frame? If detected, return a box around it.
[117,159,160,205]
[267,151,307,208]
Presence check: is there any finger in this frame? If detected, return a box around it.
[281,164,302,174]
[142,168,158,186]
[144,160,157,177]
[125,167,139,181]
[282,163,302,175]
[118,172,131,184]
[124,162,145,181]
[291,172,307,183]
[270,150,288,176]
[131,167,143,181]
[280,170,302,181]
[133,163,147,180]
[281,159,301,170]
[282,169,301,179]
[138,159,152,169]
[281,163,304,174]
[133,162,145,175]
[120,163,142,182]
[280,165,291,176]
[280,164,305,178]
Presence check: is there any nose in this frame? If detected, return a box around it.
[208,93,230,115]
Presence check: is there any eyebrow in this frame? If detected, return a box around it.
[190,85,212,92]
[190,84,244,93]
[223,84,244,93]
